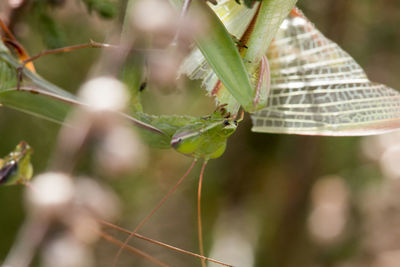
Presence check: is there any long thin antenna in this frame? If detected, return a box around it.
[112,159,198,267]
[98,231,172,267]
[99,219,232,266]
[198,160,208,267]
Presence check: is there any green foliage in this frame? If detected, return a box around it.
[169,0,255,112]
[30,1,67,49]
[1,1,400,266]
[0,59,17,91]
[121,53,146,112]
[0,44,75,123]
[28,0,116,49]
[37,12,66,49]
[81,0,117,18]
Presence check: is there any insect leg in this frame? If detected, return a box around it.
[112,159,198,267]
[197,160,208,267]
[99,219,233,266]
[98,231,172,267]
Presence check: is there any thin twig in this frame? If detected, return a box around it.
[22,40,118,65]
[16,40,119,90]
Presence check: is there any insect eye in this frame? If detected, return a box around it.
[223,120,230,126]
[233,120,238,126]
[171,137,182,148]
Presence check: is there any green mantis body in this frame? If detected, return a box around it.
[0,141,33,186]
[171,118,236,159]
[2,21,239,265]
[2,1,400,266]
[135,109,238,160]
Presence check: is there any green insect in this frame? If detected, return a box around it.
[2,0,400,266]
[170,116,237,159]
[114,1,400,264]
[0,23,239,264]
[134,106,239,159]
[113,106,241,266]
[0,141,33,186]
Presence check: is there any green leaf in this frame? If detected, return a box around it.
[179,0,297,112]
[0,42,163,135]
[170,0,255,111]
[180,0,259,113]
[242,0,297,111]
[37,12,66,49]
[81,0,117,18]
[0,46,76,123]
[243,0,298,64]
[0,53,75,123]
[0,88,72,124]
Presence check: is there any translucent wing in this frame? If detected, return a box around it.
[251,9,400,136]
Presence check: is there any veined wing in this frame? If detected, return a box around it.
[251,8,400,136]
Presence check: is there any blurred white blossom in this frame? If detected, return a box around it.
[308,176,349,244]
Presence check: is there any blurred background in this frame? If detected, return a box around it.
[1,0,400,266]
